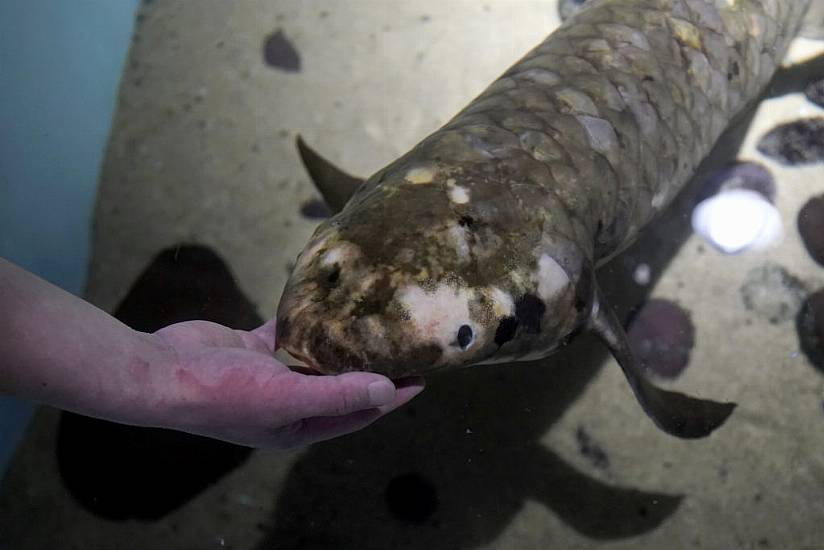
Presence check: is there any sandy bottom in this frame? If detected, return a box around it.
[2,2,824,549]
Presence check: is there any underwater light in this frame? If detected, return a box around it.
[691,188,783,254]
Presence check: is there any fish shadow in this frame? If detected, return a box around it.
[256,65,777,549]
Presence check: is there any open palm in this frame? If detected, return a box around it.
[150,319,424,449]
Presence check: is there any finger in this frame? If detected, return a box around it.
[251,319,278,353]
[272,379,425,448]
[376,377,425,414]
[235,329,275,355]
[269,408,385,449]
[283,371,398,419]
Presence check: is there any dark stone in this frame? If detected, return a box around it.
[797,288,824,373]
[696,161,776,204]
[626,299,694,379]
[805,78,824,108]
[263,29,301,72]
[558,0,589,21]
[756,118,824,165]
[300,198,332,219]
[56,244,257,521]
[385,473,438,523]
[739,263,807,325]
[798,194,824,267]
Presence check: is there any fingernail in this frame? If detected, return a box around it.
[368,380,395,406]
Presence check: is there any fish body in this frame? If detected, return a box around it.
[278,0,814,438]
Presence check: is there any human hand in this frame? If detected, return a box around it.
[147,319,424,449]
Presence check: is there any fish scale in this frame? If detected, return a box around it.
[279,0,815,438]
[418,0,810,261]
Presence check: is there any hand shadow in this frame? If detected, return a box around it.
[255,52,824,549]
[56,245,257,521]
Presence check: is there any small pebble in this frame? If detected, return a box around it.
[633,263,651,286]
[299,198,332,219]
[804,78,824,108]
[696,162,775,204]
[739,263,807,325]
[627,299,695,379]
[798,195,824,267]
[558,0,589,21]
[757,118,824,165]
[797,288,824,373]
[263,29,301,72]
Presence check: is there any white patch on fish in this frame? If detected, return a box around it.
[405,165,437,184]
[294,231,335,271]
[397,284,477,358]
[447,181,471,204]
[537,253,570,302]
[651,189,668,209]
[447,222,471,261]
[487,286,515,317]
[320,242,361,267]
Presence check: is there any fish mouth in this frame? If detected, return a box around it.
[276,313,326,374]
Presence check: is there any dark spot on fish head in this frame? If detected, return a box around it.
[385,473,438,523]
[626,299,695,379]
[515,294,546,334]
[300,198,332,219]
[796,288,824,373]
[697,162,776,204]
[326,265,340,284]
[458,215,475,228]
[494,316,519,346]
[757,118,824,165]
[798,194,824,267]
[262,29,301,72]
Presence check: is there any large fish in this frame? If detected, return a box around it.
[277,0,816,439]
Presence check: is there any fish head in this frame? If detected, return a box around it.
[276,163,595,377]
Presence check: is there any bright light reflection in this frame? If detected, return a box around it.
[691,189,783,254]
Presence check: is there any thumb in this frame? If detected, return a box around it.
[281,371,397,418]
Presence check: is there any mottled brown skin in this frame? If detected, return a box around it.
[278,0,811,377]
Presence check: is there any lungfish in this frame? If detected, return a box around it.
[276,0,820,438]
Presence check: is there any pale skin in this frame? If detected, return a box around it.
[0,258,424,449]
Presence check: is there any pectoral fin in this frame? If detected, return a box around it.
[296,135,365,213]
[588,285,736,439]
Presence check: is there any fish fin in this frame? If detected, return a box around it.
[296,135,365,213]
[588,285,736,439]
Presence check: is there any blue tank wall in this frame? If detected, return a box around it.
[0,0,139,480]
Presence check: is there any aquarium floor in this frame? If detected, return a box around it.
[3,2,824,549]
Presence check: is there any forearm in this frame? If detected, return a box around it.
[0,258,170,425]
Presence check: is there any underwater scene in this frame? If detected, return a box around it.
[2,0,824,548]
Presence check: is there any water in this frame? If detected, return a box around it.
[2,1,824,549]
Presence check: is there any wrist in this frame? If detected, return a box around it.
[112,330,182,428]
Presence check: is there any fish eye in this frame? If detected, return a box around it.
[457,324,474,350]
[327,266,340,284]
